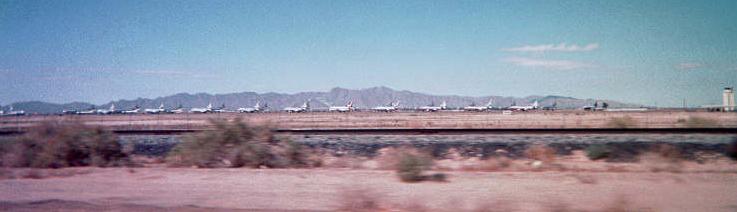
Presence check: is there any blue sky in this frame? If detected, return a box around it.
[1,0,736,106]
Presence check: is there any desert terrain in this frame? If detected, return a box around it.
[2,147,737,212]
[2,111,737,133]
[2,165,737,211]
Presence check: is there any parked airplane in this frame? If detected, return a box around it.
[191,103,213,113]
[373,101,399,112]
[419,101,447,112]
[169,104,185,114]
[96,104,118,114]
[144,103,166,114]
[2,106,25,116]
[284,100,310,113]
[463,99,494,111]
[329,101,354,112]
[238,101,264,113]
[212,104,228,113]
[507,101,539,111]
[122,105,141,114]
[77,106,97,115]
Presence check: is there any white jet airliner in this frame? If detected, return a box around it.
[328,101,354,112]
[96,104,117,114]
[238,101,264,113]
[122,105,141,114]
[145,103,166,114]
[373,101,399,112]
[507,101,539,111]
[191,103,213,113]
[463,99,494,111]
[419,101,447,112]
[3,106,25,116]
[284,100,310,113]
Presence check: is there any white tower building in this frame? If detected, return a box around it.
[724,87,735,112]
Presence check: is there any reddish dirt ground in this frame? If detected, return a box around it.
[2,167,737,211]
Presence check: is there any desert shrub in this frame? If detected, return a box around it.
[524,144,556,162]
[1,122,129,168]
[166,118,316,168]
[428,173,447,182]
[651,143,682,162]
[685,117,718,127]
[396,150,433,182]
[640,143,683,173]
[726,139,737,160]
[585,144,611,160]
[607,116,637,128]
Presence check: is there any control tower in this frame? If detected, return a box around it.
[724,87,735,112]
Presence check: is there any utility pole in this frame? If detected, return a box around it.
[683,98,687,110]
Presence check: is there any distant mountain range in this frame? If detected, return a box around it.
[1,86,640,114]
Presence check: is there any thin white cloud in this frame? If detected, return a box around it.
[676,62,703,70]
[502,43,599,53]
[503,57,594,70]
[133,69,218,78]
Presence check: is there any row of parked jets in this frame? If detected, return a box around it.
[0,106,25,116]
[281,99,540,113]
[2,99,542,116]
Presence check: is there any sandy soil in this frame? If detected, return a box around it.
[2,167,737,212]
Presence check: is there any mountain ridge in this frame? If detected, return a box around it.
[1,86,640,114]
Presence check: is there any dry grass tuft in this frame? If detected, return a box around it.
[460,157,512,172]
[336,188,384,212]
[524,144,557,163]
[606,116,637,128]
[685,116,718,128]
[166,118,318,168]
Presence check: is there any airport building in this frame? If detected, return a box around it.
[724,87,735,112]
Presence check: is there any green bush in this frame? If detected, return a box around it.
[167,118,316,168]
[1,122,129,168]
[396,151,433,182]
[586,144,611,160]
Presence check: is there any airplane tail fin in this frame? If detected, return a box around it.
[347,101,353,107]
[159,103,164,110]
[302,99,310,109]
[440,101,447,108]
[207,103,212,109]
[110,104,115,111]
[486,98,494,107]
[255,101,260,108]
[533,100,539,108]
